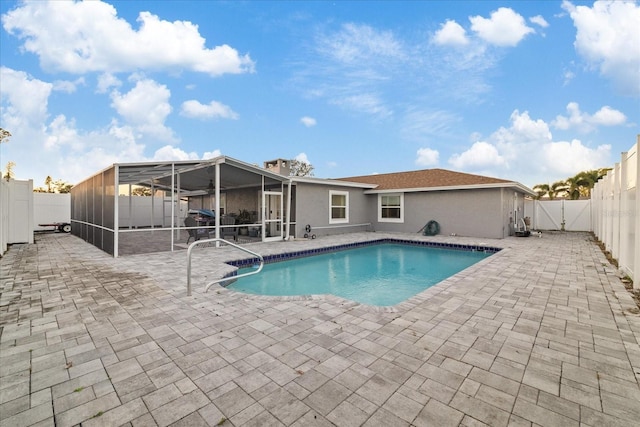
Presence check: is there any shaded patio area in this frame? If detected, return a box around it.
[1,231,639,426]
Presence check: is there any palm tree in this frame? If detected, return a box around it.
[532,168,611,200]
[575,169,610,198]
[45,175,53,193]
[532,183,549,200]
[564,176,585,200]
[549,181,568,199]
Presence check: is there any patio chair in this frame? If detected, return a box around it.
[184,215,209,243]
[220,215,238,241]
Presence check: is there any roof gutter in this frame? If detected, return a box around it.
[363,182,537,197]
[290,176,378,189]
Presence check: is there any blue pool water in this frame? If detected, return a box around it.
[226,243,491,306]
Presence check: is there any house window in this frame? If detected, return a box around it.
[329,190,349,223]
[379,194,403,222]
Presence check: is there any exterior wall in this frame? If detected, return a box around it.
[371,188,506,239]
[293,183,371,237]
[34,193,71,231]
[226,188,260,220]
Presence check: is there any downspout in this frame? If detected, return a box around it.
[114,165,119,258]
[170,163,175,250]
[261,175,265,242]
[150,182,155,229]
[128,184,133,229]
[176,172,181,243]
[215,161,221,243]
[285,178,292,240]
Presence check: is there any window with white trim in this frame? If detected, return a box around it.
[329,190,349,223]
[378,193,404,222]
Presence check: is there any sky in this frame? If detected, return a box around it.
[0,0,638,189]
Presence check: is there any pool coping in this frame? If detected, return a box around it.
[216,238,505,312]
[226,237,502,268]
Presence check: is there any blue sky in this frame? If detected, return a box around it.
[1,0,638,189]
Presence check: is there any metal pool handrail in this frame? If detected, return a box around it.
[186,238,264,296]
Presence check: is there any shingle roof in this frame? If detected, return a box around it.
[338,168,513,191]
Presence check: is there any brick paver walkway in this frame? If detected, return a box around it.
[1,231,639,426]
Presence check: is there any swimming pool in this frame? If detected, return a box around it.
[226,242,494,306]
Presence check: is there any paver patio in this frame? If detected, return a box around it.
[1,231,639,426]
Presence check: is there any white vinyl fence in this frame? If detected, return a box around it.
[0,179,8,255]
[592,136,639,286]
[34,193,71,231]
[525,199,592,232]
[0,178,34,256]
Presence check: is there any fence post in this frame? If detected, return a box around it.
[635,135,640,289]
[619,152,629,274]
[612,162,621,260]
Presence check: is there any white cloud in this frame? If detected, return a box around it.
[0,67,218,185]
[543,139,611,176]
[563,69,576,86]
[44,115,80,150]
[151,145,200,161]
[2,0,255,76]
[469,7,535,47]
[562,0,640,95]
[202,150,222,159]
[552,102,626,132]
[433,20,469,46]
[52,77,84,93]
[331,93,392,118]
[529,15,549,28]
[318,22,404,65]
[0,66,52,127]
[297,23,405,117]
[591,106,627,126]
[401,109,460,142]
[300,116,317,127]
[415,148,440,167]
[449,141,505,169]
[180,100,239,120]
[110,78,175,140]
[295,153,310,164]
[96,73,122,94]
[448,110,611,186]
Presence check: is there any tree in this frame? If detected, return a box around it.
[0,128,11,144]
[289,159,314,177]
[131,186,152,196]
[549,181,568,199]
[33,177,73,193]
[532,183,549,200]
[3,161,15,181]
[53,179,73,193]
[532,168,611,200]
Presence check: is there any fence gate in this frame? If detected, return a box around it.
[525,199,592,232]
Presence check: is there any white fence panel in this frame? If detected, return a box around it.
[525,199,592,232]
[3,179,34,245]
[564,200,591,231]
[0,179,8,255]
[592,136,639,287]
[34,193,71,231]
[535,200,563,230]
